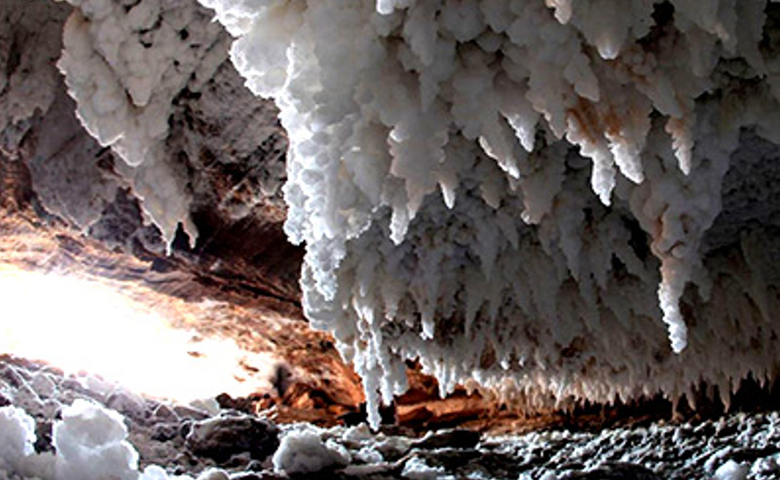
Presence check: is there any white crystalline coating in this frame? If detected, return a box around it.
[0,407,36,472]
[54,399,139,480]
[0,402,204,480]
[192,468,229,480]
[200,0,780,427]
[272,427,350,475]
[401,456,455,480]
[713,460,749,480]
[57,0,229,249]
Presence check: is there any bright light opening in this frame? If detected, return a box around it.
[0,264,277,403]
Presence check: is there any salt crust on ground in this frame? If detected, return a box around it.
[0,401,227,480]
[271,426,350,474]
[3,397,780,480]
[2,356,780,479]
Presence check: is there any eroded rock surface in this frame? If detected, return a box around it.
[186,415,279,463]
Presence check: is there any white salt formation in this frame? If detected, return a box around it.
[4,354,780,480]
[190,0,780,427]
[56,0,231,249]
[272,427,351,475]
[0,401,227,480]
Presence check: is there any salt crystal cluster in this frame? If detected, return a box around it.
[0,401,225,480]
[200,0,780,427]
[272,426,351,475]
[56,0,230,248]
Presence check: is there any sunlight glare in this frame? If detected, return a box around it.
[0,265,275,403]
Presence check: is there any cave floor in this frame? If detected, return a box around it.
[1,354,778,480]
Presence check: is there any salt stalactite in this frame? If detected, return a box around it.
[57,0,230,249]
[200,0,780,427]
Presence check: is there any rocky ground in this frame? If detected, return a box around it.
[1,355,778,480]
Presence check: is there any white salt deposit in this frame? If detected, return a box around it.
[190,0,780,427]
[0,400,231,480]
[402,456,455,480]
[272,426,351,475]
[714,460,749,480]
[55,0,231,249]
[2,357,780,480]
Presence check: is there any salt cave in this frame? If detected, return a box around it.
[2,0,780,477]
[184,0,780,427]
